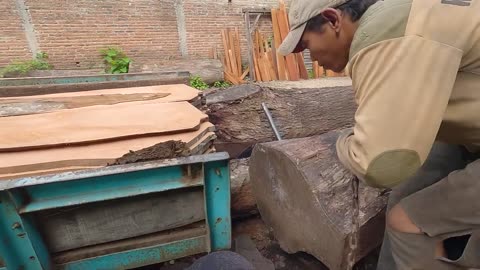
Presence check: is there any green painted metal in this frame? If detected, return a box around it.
[0,153,229,191]
[0,153,231,269]
[59,236,207,270]
[204,160,232,251]
[18,165,203,213]
[0,71,190,87]
[0,193,51,270]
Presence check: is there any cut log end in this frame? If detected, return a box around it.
[249,130,387,270]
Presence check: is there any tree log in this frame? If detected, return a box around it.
[249,130,388,270]
[230,158,257,218]
[206,83,356,158]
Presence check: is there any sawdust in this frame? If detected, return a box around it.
[112,140,189,165]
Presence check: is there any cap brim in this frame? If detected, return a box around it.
[278,23,307,56]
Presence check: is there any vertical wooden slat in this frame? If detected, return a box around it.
[221,30,231,75]
[297,53,309,79]
[253,33,262,82]
[271,9,287,81]
[257,31,265,54]
[318,65,325,77]
[229,49,239,78]
[267,51,278,80]
[234,28,242,76]
[261,54,272,81]
[228,31,239,77]
[245,12,256,81]
[277,3,300,81]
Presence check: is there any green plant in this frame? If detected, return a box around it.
[0,52,52,78]
[212,81,231,88]
[100,47,131,74]
[308,69,315,79]
[189,75,209,90]
[267,35,274,48]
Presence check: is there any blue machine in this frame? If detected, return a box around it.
[0,152,231,270]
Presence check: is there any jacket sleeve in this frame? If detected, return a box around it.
[337,35,463,188]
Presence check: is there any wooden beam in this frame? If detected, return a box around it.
[277,5,299,80]
[271,9,287,80]
[234,28,242,77]
[297,53,309,80]
[244,12,256,81]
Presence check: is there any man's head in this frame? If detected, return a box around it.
[278,0,378,72]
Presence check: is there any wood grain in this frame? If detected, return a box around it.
[207,84,356,143]
[0,123,214,178]
[249,131,387,269]
[0,101,207,151]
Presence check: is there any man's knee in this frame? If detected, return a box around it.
[387,204,422,234]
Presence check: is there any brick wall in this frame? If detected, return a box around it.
[0,0,289,70]
[0,0,31,67]
[26,0,180,69]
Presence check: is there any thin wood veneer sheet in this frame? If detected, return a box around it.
[0,123,215,179]
[0,93,171,117]
[0,84,201,103]
[0,101,208,151]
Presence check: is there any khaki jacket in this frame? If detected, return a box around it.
[337,0,480,188]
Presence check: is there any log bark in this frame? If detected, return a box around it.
[206,83,356,158]
[230,158,257,218]
[249,130,388,270]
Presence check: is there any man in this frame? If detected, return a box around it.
[278,0,480,269]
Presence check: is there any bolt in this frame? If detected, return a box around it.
[11,222,21,230]
[17,232,26,238]
[29,256,36,261]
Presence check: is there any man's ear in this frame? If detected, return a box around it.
[320,8,342,32]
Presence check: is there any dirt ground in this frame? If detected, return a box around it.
[112,140,188,165]
[148,216,379,270]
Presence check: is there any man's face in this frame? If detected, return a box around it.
[299,20,350,72]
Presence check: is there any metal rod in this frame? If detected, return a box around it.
[262,103,282,141]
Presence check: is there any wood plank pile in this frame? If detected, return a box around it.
[0,84,216,180]
[243,1,309,82]
[221,28,249,85]
[268,0,309,82]
[220,0,347,83]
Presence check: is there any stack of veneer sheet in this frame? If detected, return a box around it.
[0,84,216,180]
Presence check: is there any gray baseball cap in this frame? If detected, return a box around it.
[278,0,351,56]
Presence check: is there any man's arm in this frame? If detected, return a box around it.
[337,35,463,188]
